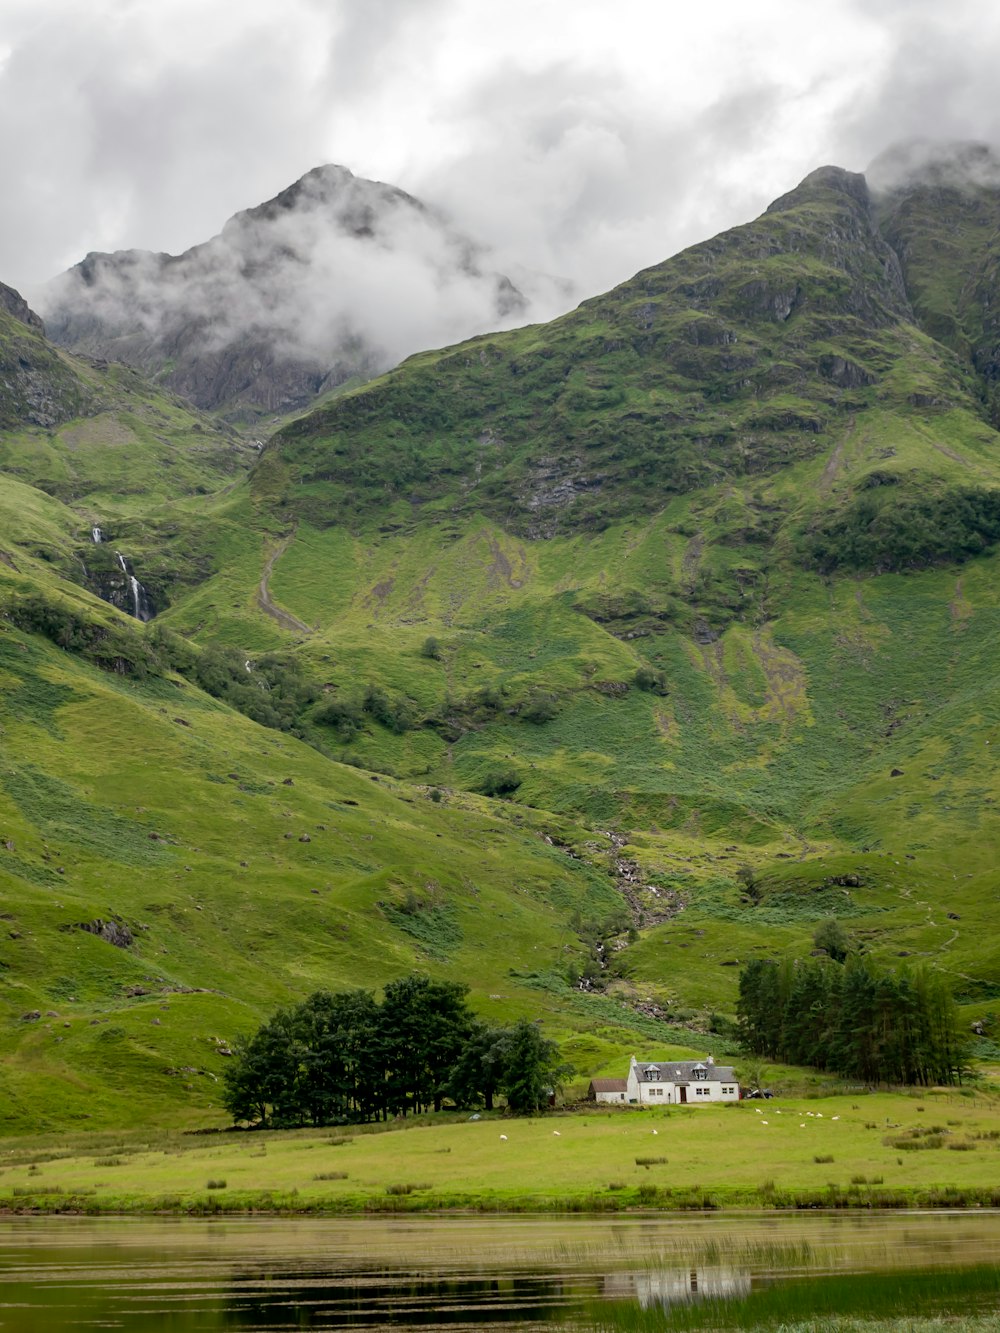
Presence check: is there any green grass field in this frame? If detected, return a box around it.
[3,1090,1000,1214]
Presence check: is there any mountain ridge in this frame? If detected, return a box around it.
[38,164,541,423]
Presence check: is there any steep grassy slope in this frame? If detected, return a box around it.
[0,288,258,627]
[142,159,1000,1039]
[263,167,984,536]
[2,584,705,1132]
[6,155,1000,1134]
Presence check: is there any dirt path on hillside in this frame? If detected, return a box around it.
[257,533,312,634]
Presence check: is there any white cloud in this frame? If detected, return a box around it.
[0,0,997,316]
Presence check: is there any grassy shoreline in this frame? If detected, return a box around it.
[6,1182,1000,1217]
[4,1090,1000,1217]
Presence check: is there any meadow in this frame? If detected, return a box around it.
[4,1090,1000,1214]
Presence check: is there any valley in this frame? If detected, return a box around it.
[3,145,1000,1133]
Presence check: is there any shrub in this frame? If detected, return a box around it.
[420,636,441,660]
[814,917,851,963]
[477,767,522,797]
[519,691,559,724]
[314,696,364,741]
[363,685,415,733]
[206,1179,227,1190]
[6,593,159,678]
[633,667,668,694]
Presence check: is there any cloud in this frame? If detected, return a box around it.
[3,0,1000,342]
[38,163,543,413]
[0,0,337,287]
[831,0,1000,169]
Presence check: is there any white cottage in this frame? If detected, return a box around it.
[625,1055,740,1105]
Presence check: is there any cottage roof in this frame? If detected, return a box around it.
[633,1059,736,1084]
[589,1078,628,1093]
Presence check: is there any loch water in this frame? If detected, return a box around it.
[2,1212,1000,1330]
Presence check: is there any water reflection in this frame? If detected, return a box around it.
[0,1214,997,1330]
[220,1268,588,1327]
[603,1266,750,1308]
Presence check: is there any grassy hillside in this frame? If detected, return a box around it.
[5,160,1000,1131]
[131,166,1000,1039]
[2,592,713,1133]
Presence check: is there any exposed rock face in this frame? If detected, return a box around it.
[0,282,44,332]
[870,141,1000,422]
[39,165,532,421]
[0,283,89,429]
[63,918,134,948]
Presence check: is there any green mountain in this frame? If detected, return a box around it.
[5,144,1000,1130]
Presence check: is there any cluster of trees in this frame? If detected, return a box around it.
[737,956,965,1086]
[7,592,164,677]
[803,484,1000,574]
[222,975,571,1128]
[183,645,320,733]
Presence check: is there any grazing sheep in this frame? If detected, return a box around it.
[499,1134,508,1141]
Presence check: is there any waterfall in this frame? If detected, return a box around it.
[91,526,104,544]
[110,551,153,621]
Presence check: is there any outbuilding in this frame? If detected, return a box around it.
[588,1077,628,1103]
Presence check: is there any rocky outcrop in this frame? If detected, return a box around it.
[0,282,44,332]
[0,284,89,429]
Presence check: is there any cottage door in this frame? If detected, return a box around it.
[678,1085,687,1104]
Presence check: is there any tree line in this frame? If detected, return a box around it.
[222,975,571,1127]
[736,956,965,1086]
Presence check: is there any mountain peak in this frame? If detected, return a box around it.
[867,139,1000,196]
[40,163,530,421]
[765,164,870,216]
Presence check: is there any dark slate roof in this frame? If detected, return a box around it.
[589,1078,628,1093]
[635,1060,737,1084]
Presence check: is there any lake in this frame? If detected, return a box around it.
[2,1212,1000,1329]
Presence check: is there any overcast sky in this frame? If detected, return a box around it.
[2,0,999,304]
